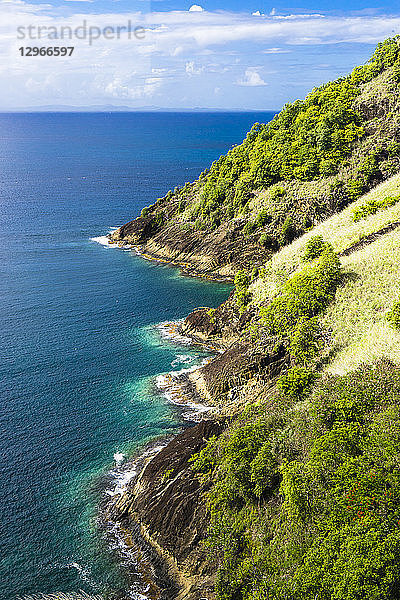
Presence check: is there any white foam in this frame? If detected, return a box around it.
[105,467,137,497]
[113,452,125,465]
[156,320,193,345]
[90,235,118,248]
[90,229,134,250]
[64,561,98,588]
[171,354,194,367]
[104,521,151,599]
[155,357,213,419]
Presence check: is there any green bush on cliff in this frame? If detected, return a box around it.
[277,366,317,399]
[288,316,322,363]
[259,246,342,362]
[302,235,332,261]
[195,361,400,600]
[386,298,400,329]
[140,206,151,217]
[234,270,251,312]
[278,361,400,600]
[352,194,400,221]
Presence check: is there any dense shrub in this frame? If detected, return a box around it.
[277,366,317,399]
[140,206,151,217]
[260,247,342,355]
[254,208,272,227]
[280,216,297,244]
[386,298,400,328]
[278,362,400,600]
[302,235,332,261]
[259,232,276,248]
[194,361,400,600]
[352,194,400,222]
[346,178,365,200]
[288,317,322,363]
[234,270,251,312]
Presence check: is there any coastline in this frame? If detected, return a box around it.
[92,232,234,283]
[99,316,223,600]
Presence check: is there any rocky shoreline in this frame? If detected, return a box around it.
[101,316,228,600]
[107,219,269,282]
[101,231,288,600]
[106,419,226,600]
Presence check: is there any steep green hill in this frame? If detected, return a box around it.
[184,170,400,600]
[111,37,400,279]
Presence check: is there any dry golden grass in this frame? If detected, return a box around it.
[322,228,400,374]
[250,172,400,373]
[251,172,400,304]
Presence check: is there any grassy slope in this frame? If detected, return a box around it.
[166,38,400,600]
[188,173,400,600]
[250,172,400,373]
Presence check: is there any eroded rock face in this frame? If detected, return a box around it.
[112,420,226,600]
[110,218,270,280]
[180,296,288,406]
[190,343,288,403]
[180,292,258,347]
[106,238,288,599]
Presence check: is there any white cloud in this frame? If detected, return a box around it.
[252,10,262,16]
[237,68,267,86]
[2,0,400,108]
[189,5,203,12]
[185,60,204,75]
[104,75,162,99]
[262,47,291,54]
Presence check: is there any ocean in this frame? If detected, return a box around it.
[0,111,274,599]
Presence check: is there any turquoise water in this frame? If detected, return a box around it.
[0,112,274,599]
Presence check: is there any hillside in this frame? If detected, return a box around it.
[111,37,400,279]
[109,38,400,600]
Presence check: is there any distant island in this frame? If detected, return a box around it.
[1,105,274,113]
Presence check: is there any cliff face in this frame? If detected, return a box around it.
[110,217,270,280]
[110,39,400,281]
[111,420,226,600]
[109,293,290,600]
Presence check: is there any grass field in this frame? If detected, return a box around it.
[250,172,400,373]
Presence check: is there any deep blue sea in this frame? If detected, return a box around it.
[0,111,274,599]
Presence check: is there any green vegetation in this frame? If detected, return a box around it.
[140,206,151,218]
[234,270,251,312]
[259,246,341,363]
[276,366,317,399]
[130,38,400,600]
[191,362,400,600]
[386,299,400,329]
[352,194,400,221]
[302,235,332,261]
[162,468,175,481]
[140,37,400,244]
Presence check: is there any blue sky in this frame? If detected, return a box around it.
[1,0,400,110]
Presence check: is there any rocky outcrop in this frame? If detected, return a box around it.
[110,219,270,280]
[111,420,226,600]
[188,342,288,405]
[180,291,246,347]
